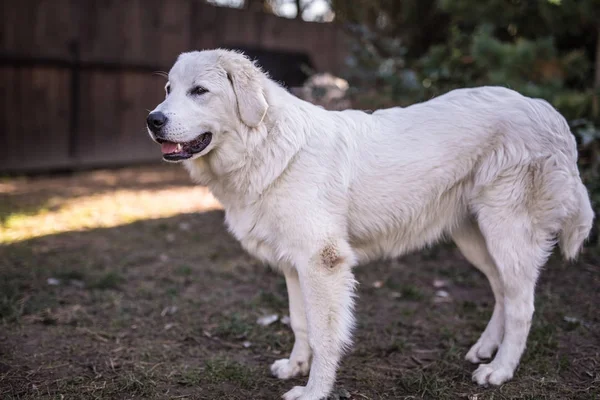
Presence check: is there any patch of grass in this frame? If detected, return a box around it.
[110,314,132,329]
[165,286,179,298]
[439,326,457,345]
[384,280,425,301]
[384,279,400,291]
[0,258,57,322]
[400,285,424,301]
[214,313,253,339]
[249,328,292,352]
[558,354,571,373]
[251,290,286,310]
[381,336,407,356]
[390,341,467,398]
[459,300,491,324]
[521,319,559,375]
[437,263,480,285]
[136,286,155,299]
[156,223,169,232]
[175,265,193,276]
[54,269,86,281]
[204,358,258,389]
[0,288,60,324]
[23,292,59,319]
[461,300,478,314]
[88,271,124,290]
[385,279,423,300]
[400,308,416,317]
[115,372,157,397]
[562,317,581,332]
[178,358,258,390]
[177,367,204,386]
[48,370,159,398]
[0,281,24,323]
[527,321,558,355]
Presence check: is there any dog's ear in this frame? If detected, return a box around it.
[224,57,269,128]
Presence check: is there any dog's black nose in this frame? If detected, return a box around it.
[147,112,168,132]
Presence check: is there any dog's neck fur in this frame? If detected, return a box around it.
[184,78,318,208]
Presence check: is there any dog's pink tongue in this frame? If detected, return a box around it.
[161,142,179,154]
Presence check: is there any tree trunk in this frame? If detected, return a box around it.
[295,0,303,19]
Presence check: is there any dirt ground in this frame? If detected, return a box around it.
[1,165,598,399]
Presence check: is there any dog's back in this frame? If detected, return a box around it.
[331,87,589,263]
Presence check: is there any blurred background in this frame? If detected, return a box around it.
[1,1,599,399]
[2,0,599,172]
[3,0,598,237]
[0,0,343,172]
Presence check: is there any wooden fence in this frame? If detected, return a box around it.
[0,0,347,172]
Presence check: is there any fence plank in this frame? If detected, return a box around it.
[0,1,346,172]
[76,0,191,68]
[75,71,165,166]
[190,2,221,51]
[0,0,77,60]
[0,67,71,171]
[1,1,344,73]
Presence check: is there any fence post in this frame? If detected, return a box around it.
[68,40,81,164]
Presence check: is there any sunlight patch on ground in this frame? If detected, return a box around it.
[1,186,222,243]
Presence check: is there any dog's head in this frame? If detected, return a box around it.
[146,50,269,162]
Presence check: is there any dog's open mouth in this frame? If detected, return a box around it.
[157,133,212,161]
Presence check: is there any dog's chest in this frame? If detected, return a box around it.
[224,206,281,267]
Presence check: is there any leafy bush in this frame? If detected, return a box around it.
[335,1,599,245]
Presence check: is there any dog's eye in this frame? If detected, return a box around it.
[165,84,171,95]
[189,86,208,96]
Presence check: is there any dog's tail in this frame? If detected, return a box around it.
[559,181,594,260]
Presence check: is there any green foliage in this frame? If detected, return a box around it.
[336,0,600,244]
[438,0,600,42]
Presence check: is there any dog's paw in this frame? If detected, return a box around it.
[271,358,310,380]
[282,385,328,400]
[465,337,501,364]
[472,362,514,386]
[282,386,306,400]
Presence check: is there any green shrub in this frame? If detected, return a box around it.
[336,1,599,246]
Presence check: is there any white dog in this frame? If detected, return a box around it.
[147,49,593,400]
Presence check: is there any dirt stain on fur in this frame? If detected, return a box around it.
[320,244,344,269]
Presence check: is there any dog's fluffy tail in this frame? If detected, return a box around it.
[559,181,594,260]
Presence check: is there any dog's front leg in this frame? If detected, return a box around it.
[283,243,357,400]
[271,267,312,379]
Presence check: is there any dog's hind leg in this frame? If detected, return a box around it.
[271,266,312,379]
[452,219,504,363]
[471,171,552,386]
